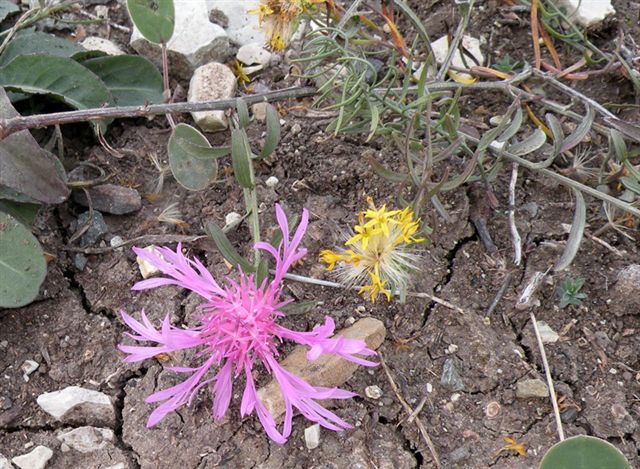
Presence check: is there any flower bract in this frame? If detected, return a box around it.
[119,204,377,444]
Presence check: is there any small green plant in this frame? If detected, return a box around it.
[494,54,523,74]
[557,277,587,308]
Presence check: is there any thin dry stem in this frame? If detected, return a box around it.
[509,163,522,266]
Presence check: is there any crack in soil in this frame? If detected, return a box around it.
[112,370,149,469]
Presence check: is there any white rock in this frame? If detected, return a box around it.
[21,360,39,382]
[104,465,126,469]
[206,0,266,46]
[251,102,268,122]
[365,385,383,400]
[237,43,272,67]
[556,0,615,28]
[11,446,53,469]
[223,212,243,231]
[81,37,125,56]
[537,321,559,344]
[304,424,321,450]
[36,386,115,427]
[188,62,237,132]
[265,176,279,188]
[130,0,230,80]
[136,246,161,279]
[0,453,12,469]
[57,426,114,453]
[429,35,484,81]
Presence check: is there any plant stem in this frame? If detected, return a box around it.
[160,41,176,129]
[244,187,261,269]
[0,87,317,139]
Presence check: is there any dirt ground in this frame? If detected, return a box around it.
[1,1,639,468]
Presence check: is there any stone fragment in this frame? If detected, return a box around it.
[136,246,161,279]
[537,321,559,344]
[104,465,126,469]
[611,264,640,316]
[515,379,549,399]
[223,212,243,231]
[251,102,268,122]
[237,43,272,67]
[37,386,115,427]
[74,184,142,215]
[20,360,39,382]
[265,176,279,188]
[441,358,465,392]
[0,453,11,469]
[130,0,230,80]
[207,0,266,46]
[304,424,321,450]
[188,62,237,132]
[428,35,484,82]
[80,37,124,56]
[556,0,615,28]
[57,426,114,453]
[11,446,53,469]
[257,318,385,420]
[75,211,109,248]
[365,385,383,399]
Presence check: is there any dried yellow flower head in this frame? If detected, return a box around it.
[320,197,424,303]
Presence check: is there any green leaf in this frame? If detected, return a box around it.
[0,212,47,308]
[496,107,523,143]
[540,435,631,469]
[255,258,269,287]
[127,0,175,44]
[205,222,255,273]
[0,0,19,23]
[560,105,594,153]
[0,55,113,111]
[554,189,586,272]
[0,89,69,204]
[259,104,281,158]
[0,31,84,68]
[81,55,164,106]
[168,123,219,191]
[231,128,255,189]
[367,153,407,183]
[366,101,380,142]
[280,300,323,315]
[0,200,39,227]
[508,128,547,156]
[236,98,250,129]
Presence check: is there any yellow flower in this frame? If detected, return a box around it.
[319,198,426,303]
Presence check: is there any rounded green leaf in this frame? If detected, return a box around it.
[127,0,175,44]
[540,436,631,469]
[0,212,46,308]
[82,55,164,106]
[0,55,113,111]
[168,124,219,191]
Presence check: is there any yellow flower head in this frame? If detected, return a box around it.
[320,198,425,303]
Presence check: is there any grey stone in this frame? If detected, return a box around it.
[130,0,230,80]
[441,358,465,392]
[206,0,266,46]
[76,211,108,248]
[11,446,53,469]
[74,254,88,271]
[304,424,320,450]
[0,453,12,469]
[611,264,640,316]
[80,37,124,56]
[57,426,114,453]
[237,43,271,67]
[188,62,237,132]
[37,386,115,427]
[74,184,141,215]
[515,379,549,399]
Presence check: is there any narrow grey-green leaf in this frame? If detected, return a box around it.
[560,105,594,153]
[205,222,255,273]
[496,107,523,143]
[366,101,380,142]
[168,123,218,191]
[236,98,250,129]
[604,117,640,143]
[255,258,269,286]
[281,300,323,315]
[0,0,19,23]
[127,0,175,44]
[259,104,281,158]
[554,189,586,271]
[0,201,40,227]
[367,153,407,182]
[0,31,84,68]
[608,129,627,163]
[231,128,255,189]
[0,89,69,204]
[546,113,564,156]
[0,212,46,308]
[508,128,547,156]
[82,55,164,106]
[0,55,113,111]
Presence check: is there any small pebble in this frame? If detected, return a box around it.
[446,344,459,354]
[265,176,279,188]
[450,393,461,403]
[516,379,549,399]
[304,424,320,450]
[290,123,302,135]
[109,236,124,248]
[224,212,243,231]
[560,407,578,423]
[21,360,39,382]
[537,321,559,344]
[136,246,162,279]
[365,385,383,400]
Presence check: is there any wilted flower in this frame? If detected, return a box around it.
[249,0,326,50]
[119,204,376,444]
[320,197,424,303]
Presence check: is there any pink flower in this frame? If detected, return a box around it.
[119,204,377,444]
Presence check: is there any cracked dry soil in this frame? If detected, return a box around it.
[2,1,640,467]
